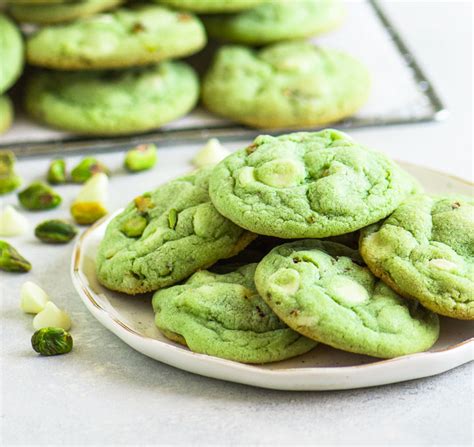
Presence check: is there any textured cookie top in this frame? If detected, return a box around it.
[204,0,344,45]
[209,130,414,238]
[254,240,440,358]
[201,41,370,128]
[26,5,206,69]
[155,0,267,13]
[0,14,24,94]
[25,61,199,135]
[360,195,474,319]
[152,263,317,363]
[96,168,255,294]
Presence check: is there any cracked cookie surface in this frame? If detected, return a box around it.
[360,195,474,320]
[204,0,344,46]
[152,263,317,363]
[26,4,206,69]
[254,240,440,358]
[25,61,199,135]
[209,130,415,238]
[96,168,255,294]
[201,41,370,128]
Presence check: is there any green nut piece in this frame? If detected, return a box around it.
[35,219,78,244]
[134,194,154,215]
[0,150,22,195]
[31,327,73,356]
[47,159,67,184]
[168,208,178,229]
[0,240,31,272]
[120,215,148,238]
[18,181,62,210]
[71,157,110,183]
[124,144,158,172]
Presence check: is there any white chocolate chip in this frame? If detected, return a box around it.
[20,281,49,314]
[429,258,457,271]
[238,167,257,187]
[75,172,108,204]
[327,276,369,306]
[0,205,29,236]
[256,159,305,188]
[33,302,71,331]
[269,268,300,295]
[192,138,230,168]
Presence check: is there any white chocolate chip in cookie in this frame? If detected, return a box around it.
[429,258,457,271]
[326,276,369,306]
[269,268,301,296]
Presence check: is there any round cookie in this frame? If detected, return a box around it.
[25,61,199,135]
[0,95,13,134]
[0,13,24,94]
[209,129,415,238]
[360,195,474,320]
[255,240,440,358]
[96,168,256,295]
[204,0,344,46]
[154,0,267,14]
[152,263,317,363]
[8,0,124,24]
[26,5,206,70]
[201,41,370,128]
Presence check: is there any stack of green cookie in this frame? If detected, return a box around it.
[96,129,473,364]
[9,2,207,135]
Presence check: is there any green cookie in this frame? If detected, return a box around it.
[204,0,344,46]
[360,195,474,320]
[25,61,199,135]
[255,240,440,358]
[96,168,255,295]
[154,0,267,13]
[209,130,415,238]
[0,14,24,94]
[0,95,13,134]
[152,263,317,363]
[201,41,370,128]
[26,5,206,70]
[8,0,123,24]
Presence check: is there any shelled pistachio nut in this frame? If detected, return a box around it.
[124,144,158,172]
[47,159,67,184]
[0,150,22,195]
[35,219,77,243]
[18,181,62,210]
[31,327,73,356]
[0,240,31,272]
[71,157,110,183]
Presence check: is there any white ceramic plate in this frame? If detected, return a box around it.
[71,162,473,390]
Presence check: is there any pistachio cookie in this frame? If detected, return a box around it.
[25,61,199,135]
[96,168,255,295]
[201,41,370,128]
[204,0,344,46]
[360,195,474,320]
[255,240,440,358]
[209,130,415,238]
[0,96,13,134]
[8,0,123,24]
[0,14,24,94]
[154,0,267,14]
[26,5,206,70]
[152,263,317,363]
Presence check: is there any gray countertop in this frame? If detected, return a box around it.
[1,1,472,445]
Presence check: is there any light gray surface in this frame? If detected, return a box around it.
[1,1,473,446]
